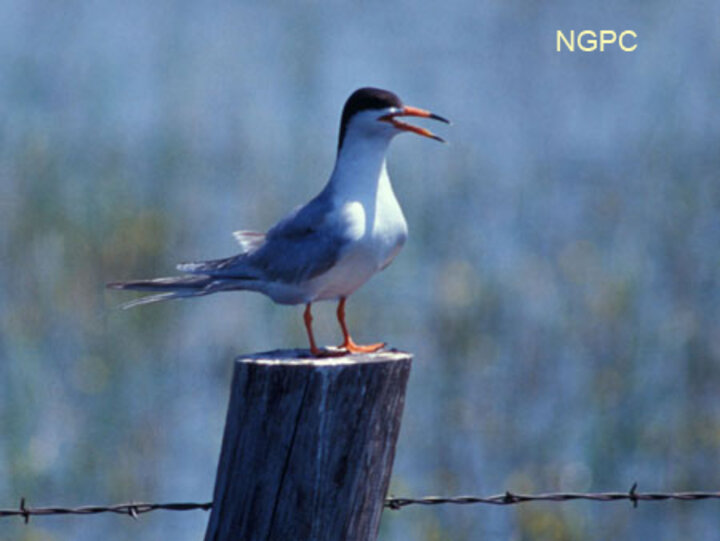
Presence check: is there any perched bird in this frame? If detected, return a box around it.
[108,87,449,356]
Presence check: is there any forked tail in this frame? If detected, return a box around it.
[107,275,219,309]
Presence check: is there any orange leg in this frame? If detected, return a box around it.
[337,297,385,354]
[304,302,348,358]
[304,303,322,356]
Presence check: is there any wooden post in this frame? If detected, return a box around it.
[204,349,412,541]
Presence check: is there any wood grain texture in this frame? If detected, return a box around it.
[204,349,412,541]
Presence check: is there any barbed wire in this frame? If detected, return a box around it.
[3,485,720,523]
[0,498,212,523]
[384,484,720,509]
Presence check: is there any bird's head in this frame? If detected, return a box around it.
[338,87,449,150]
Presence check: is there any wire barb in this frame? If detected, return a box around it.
[128,503,139,520]
[19,498,29,524]
[629,482,639,508]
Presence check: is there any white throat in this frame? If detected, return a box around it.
[327,132,395,201]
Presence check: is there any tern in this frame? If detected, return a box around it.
[108,87,449,356]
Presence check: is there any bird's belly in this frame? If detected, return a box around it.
[308,226,406,301]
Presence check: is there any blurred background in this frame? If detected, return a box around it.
[1,1,719,540]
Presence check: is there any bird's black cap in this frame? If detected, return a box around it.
[338,87,403,150]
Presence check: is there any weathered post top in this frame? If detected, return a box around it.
[205,348,412,541]
[237,347,410,364]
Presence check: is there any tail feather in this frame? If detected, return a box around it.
[175,255,255,277]
[108,274,220,309]
[117,291,192,309]
[108,272,262,309]
[107,275,213,291]
[176,259,230,274]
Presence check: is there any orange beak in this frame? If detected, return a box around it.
[379,105,450,142]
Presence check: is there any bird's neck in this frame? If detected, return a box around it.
[327,135,394,201]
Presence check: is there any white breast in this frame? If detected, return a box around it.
[309,171,407,302]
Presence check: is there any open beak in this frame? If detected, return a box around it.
[379,106,450,143]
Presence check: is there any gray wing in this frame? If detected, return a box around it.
[246,191,349,283]
[177,191,349,284]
